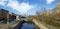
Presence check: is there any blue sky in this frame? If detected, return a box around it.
[0,0,59,15]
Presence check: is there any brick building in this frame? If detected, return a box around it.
[0,9,16,23]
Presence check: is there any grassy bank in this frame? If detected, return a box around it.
[40,18,60,29]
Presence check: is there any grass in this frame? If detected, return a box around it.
[43,19,60,27]
[40,18,60,29]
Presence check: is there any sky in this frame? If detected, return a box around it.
[0,0,59,15]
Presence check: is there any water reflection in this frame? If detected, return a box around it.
[21,23,35,29]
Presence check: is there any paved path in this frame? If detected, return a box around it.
[33,19,48,29]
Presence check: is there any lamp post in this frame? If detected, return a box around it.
[7,12,9,28]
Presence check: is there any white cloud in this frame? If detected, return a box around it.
[7,0,35,13]
[0,0,36,14]
[0,2,5,5]
[46,0,55,4]
[0,0,5,5]
[0,0,8,5]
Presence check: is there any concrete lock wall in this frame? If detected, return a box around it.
[32,19,48,29]
[16,15,20,20]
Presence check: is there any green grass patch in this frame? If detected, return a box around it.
[43,19,60,27]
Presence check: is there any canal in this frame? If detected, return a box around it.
[17,17,39,29]
[13,18,39,29]
[20,23,35,29]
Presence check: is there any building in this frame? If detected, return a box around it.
[16,14,21,20]
[0,9,8,19]
[0,9,16,23]
[0,9,8,23]
[9,12,16,22]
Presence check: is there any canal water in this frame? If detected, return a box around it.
[20,23,35,29]
[20,18,36,29]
